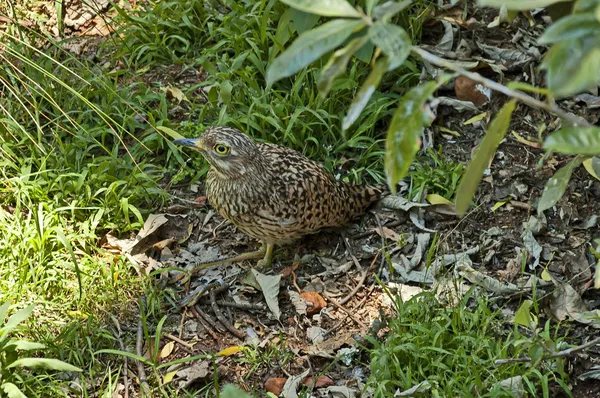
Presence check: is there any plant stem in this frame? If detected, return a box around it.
[411,46,591,128]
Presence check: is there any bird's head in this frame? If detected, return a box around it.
[173,127,261,179]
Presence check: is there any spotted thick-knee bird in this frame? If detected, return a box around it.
[174,126,389,276]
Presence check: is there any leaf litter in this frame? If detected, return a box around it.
[92,2,600,396]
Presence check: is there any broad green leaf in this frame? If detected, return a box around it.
[280,0,361,18]
[219,80,233,105]
[455,100,517,216]
[267,19,365,86]
[368,22,411,70]
[5,340,45,351]
[538,156,584,214]
[290,8,320,34]
[221,384,252,398]
[1,305,34,340]
[156,126,184,140]
[385,81,439,192]
[373,0,413,21]
[366,0,380,16]
[543,127,600,155]
[318,36,369,96]
[583,156,600,181]
[538,14,600,44]
[342,58,389,131]
[514,300,537,329]
[8,358,82,372]
[541,36,600,98]
[354,40,375,63]
[2,383,27,398]
[574,0,600,13]
[478,0,570,11]
[274,8,295,50]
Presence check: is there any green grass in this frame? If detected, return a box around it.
[366,288,571,397]
[0,0,577,396]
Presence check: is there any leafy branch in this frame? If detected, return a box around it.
[267,0,600,216]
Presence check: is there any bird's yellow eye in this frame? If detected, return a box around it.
[213,144,230,155]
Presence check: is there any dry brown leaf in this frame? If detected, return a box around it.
[302,375,335,388]
[301,291,326,315]
[265,377,287,395]
[454,76,491,106]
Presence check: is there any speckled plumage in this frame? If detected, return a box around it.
[175,126,388,266]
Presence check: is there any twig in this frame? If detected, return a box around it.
[110,325,129,398]
[210,285,245,339]
[339,252,379,306]
[495,337,600,365]
[325,296,367,329]
[190,305,220,341]
[411,46,591,127]
[136,297,150,395]
[341,233,362,271]
[165,333,196,355]
[216,300,265,311]
[325,285,377,337]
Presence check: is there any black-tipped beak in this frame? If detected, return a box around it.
[173,138,204,151]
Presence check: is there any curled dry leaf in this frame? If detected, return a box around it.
[302,375,334,388]
[301,291,326,315]
[265,377,287,396]
[454,76,491,106]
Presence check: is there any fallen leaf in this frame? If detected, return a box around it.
[280,261,300,278]
[162,86,188,103]
[244,269,282,319]
[454,76,491,106]
[375,226,402,241]
[194,196,208,207]
[288,290,308,315]
[463,112,488,125]
[217,345,243,356]
[265,378,287,395]
[300,291,326,315]
[511,130,541,148]
[160,341,175,359]
[426,194,453,206]
[163,370,177,385]
[302,375,334,388]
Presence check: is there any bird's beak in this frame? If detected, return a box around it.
[173,138,205,151]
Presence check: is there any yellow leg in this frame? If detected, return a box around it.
[176,242,267,284]
[256,243,274,269]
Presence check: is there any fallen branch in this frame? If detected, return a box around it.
[210,285,245,339]
[411,46,590,127]
[495,336,600,365]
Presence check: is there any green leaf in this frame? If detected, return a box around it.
[2,383,27,398]
[95,348,154,365]
[342,58,389,131]
[267,19,365,86]
[366,0,380,16]
[354,40,375,63]
[543,127,600,155]
[373,0,413,21]
[274,8,295,50]
[477,0,571,11]
[7,358,82,372]
[219,80,233,105]
[385,81,440,192]
[5,340,45,351]
[368,22,411,70]
[514,300,537,329]
[280,0,361,18]
[318,36,369,96]
[538,156,584,214]
[156,126,184,140]
[0,302,10,328]
[1,305,34,340]
[541,35,600,98]
[455,100,517,216]
[290,8,320,34]
[221,384,252,398]
[538,14,600,44]
[506,81,553,97]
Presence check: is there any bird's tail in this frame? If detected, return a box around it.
[345,183,390,216]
